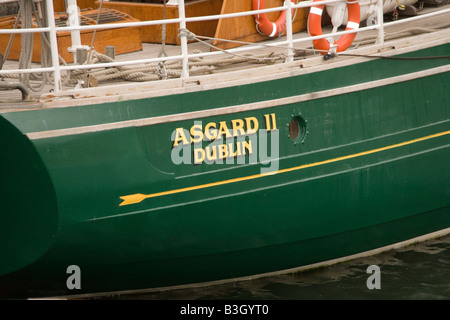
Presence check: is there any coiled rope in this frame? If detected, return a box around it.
[15,0,69,92]
[65,46,282,85]
[6,5,450,89]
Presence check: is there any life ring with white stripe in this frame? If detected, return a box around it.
[307,0,360,53]
[253,0,296,37]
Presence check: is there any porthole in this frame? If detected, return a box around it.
[289,116,307,143]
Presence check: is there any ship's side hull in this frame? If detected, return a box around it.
[0,42,449,298]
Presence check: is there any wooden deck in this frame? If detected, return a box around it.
[0,2,449,104]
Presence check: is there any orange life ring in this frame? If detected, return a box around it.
[307,0,360,53]
[253,0,296,37]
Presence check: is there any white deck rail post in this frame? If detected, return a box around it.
[285,0,294,63]
[177,0,190,78]
[67,0,89,64]
[376,0,385,44]
[45,0,62,92]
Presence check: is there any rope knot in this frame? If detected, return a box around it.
[157,61,168,80]
[178,28,196,41]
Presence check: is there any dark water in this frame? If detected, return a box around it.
[108,233,450,301]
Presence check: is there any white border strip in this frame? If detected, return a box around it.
[346,21,359,30]
[26,64,450,140]
[310,7,323,16]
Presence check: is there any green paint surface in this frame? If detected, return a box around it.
[0,43,449,298]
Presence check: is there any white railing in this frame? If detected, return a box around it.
[0,0,448,94]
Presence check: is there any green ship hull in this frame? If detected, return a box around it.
[0,39,449,298]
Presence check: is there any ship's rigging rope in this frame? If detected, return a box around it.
[5,0,282,86]
[0,5,21,71]
[87,0,104,63]
[16,0,70,92]
[4,3,450,88]
[157,0,168,80]
[18,0,56,92]
[64,6,285,85]
[353,21,450,47]
[18,0,36,89]
[66,49,281,84]
[65,16,450,85]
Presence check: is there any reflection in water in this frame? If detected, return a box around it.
[106,234,450,300]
